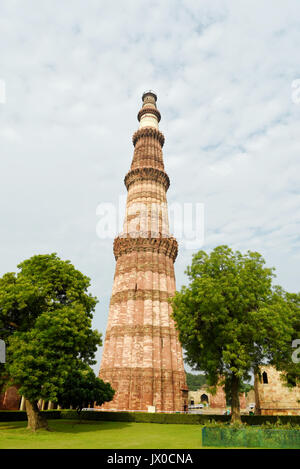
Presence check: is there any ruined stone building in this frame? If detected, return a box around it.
[187,366,300,416]
[188,385,247,412]
[255,365,300,415]
[188,385,227,410]
[98,92,188,412]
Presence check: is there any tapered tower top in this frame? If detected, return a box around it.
[138,90,161,129]
[142,90,157,102]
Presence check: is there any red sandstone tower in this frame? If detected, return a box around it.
[98,92,188,412]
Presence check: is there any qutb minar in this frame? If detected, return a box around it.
[98,92,188,412]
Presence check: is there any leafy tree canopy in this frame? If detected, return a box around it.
[6,304,101,403]
[0,253,97,340]
[0,254,104,430]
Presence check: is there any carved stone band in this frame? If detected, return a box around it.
[113,235,178,261]
[124,167,170,191]
[137,107,161,123]
[132,127,165,147]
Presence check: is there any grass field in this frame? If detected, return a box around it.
[0,420,203,449]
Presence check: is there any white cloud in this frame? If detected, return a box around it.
[0,0,300,372]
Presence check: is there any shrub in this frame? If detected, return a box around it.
[202,426,300,448]
[60,411,230,425]
[241,415,300,426]
[1,409,300,427]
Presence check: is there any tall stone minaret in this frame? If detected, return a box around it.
[98,92,188,412]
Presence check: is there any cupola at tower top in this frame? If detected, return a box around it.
[138,90,161,129]
[142,90,157,103]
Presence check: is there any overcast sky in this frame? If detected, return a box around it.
[1,0,300,374]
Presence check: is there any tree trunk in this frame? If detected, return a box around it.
[230,375,241,423]
[25,399,49,431]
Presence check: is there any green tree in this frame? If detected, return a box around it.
[0,253,97,339]
[171,246,299,423]
[263,289,300,388]
[56,366,115,417]
[0,254,102,431]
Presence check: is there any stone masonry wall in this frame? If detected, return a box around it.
[255,365,300,416]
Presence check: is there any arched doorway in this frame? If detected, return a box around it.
[200,393,209,404]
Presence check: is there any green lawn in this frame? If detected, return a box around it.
[0,420,203,449]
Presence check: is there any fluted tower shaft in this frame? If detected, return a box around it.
[98,92,187,412]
